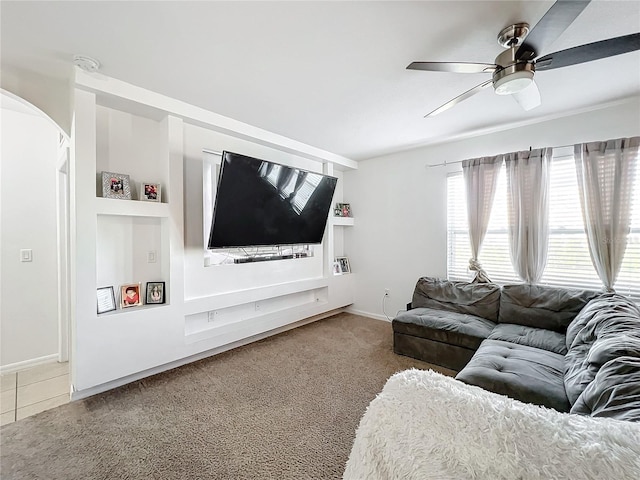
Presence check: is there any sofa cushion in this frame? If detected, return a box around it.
[456,339,570,412]
[488,323,567,355]
[564,294,640,406]
[565,294,640,351]
[587,335,640,367]
[563,344,599,407]
[393,307,496,350]
[411,277,500,322]
[498,284,599,332]
[393,332,477,371]
[571,356,640,421]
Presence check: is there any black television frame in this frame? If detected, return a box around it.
[207,150,338,250]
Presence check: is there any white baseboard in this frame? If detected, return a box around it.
[346,308,392,323]
[0,353,60,375]
[71,308,346,401]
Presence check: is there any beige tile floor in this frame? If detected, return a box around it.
[0,362,70,426]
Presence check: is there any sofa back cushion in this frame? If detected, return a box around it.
[498,284,599,332]
[564,294,640,407]
[411,277,500,322]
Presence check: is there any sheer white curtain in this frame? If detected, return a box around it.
[505,148,552,284]
[574,137,639,292]
[462,156,503,282]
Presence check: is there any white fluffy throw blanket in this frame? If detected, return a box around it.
[343,369,640,480]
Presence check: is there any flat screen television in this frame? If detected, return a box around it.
[208,151,338,249]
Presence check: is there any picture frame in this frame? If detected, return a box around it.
[97,286,116,314]
[102,172,131,200]
[140,182,161,202]
[332,261,342,276]
[336,256,351,274]
[145,281,165,304]
[334,203,352,217]
[120,283,142,308]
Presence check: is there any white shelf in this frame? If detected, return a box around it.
[95,197,170,218]
[183,276,329,316]
[333,216,354,226]
[98,302,169,318]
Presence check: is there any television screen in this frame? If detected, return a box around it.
[208,151,338,249]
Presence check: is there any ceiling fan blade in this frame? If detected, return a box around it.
[407,62,497,74]
[512,80,541,111]
[425,79,493,117]
[516,0,591,61]
[535,33,640,71]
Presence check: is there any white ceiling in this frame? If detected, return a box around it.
[2,1,639,160]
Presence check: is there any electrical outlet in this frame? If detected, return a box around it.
[207,311,217,322]
[384,289,390,297]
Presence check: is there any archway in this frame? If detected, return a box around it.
[0,89,71,424]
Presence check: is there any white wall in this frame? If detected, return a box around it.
[1,67,73,137]
[344,99,640,320]
[1,108,60,368]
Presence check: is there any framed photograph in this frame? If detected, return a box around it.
[140,182,161,202]
[332,261,342,276]
[120,283,142,308]
[102,172,131,200]
[335,203,352,217]
[336,256,351,274]
[146,281,165,304]
[97,286,116,314]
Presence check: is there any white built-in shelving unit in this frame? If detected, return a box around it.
[332,216,355,227]
[70,69,357,398]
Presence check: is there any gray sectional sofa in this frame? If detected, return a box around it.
[392,277,640,420]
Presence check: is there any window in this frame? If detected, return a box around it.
[447,148,640,299]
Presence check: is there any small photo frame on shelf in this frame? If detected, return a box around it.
[140,182,161,202]
[146,281,165,304]
[97,286,116,314]
[120,283,142,308]
[332,261,342,276]
[334,203,352,217]
[102,172,131,200]
[336,256,351,274]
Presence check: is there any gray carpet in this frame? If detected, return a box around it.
[1,313,453,480]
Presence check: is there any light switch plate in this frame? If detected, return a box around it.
[147,251,157,263]
[20,249,32,262]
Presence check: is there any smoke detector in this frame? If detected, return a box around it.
[73,55,100,73]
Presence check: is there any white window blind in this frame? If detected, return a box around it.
[447,151,640,300]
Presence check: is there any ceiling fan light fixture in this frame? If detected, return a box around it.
[493,70,534,95]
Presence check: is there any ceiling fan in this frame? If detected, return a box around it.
[408,0,640,117]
